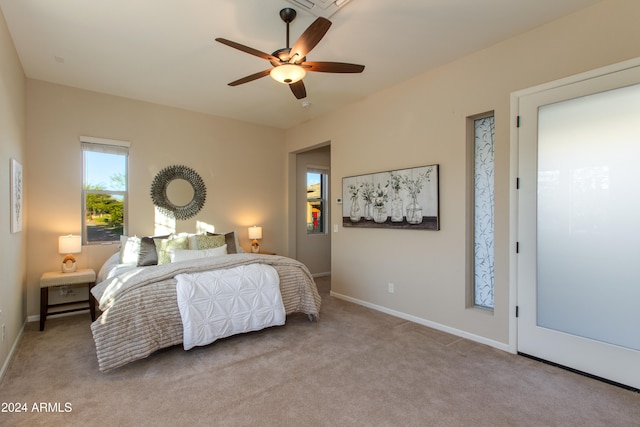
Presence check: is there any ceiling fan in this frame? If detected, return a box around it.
[215,7,365,100]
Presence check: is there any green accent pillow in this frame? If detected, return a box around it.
[206,231,241,254]
[153,236,189,265]
[195,234,226,250]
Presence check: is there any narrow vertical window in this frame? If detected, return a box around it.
[471,114,495,309]
[81,137,129,244]
[307,169,327,234]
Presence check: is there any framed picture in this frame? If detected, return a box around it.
[10,158,23,233]
[342,164,439,230]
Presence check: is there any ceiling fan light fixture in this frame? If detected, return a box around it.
[270,64,306,84]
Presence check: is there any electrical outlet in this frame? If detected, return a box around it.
[388,283,395,294]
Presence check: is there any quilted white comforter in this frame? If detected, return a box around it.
[176,264,285,350]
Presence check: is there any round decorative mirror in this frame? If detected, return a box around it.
[150,165,206,220]
[166,178,194,207]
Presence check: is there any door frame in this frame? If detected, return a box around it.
[509,57,640,354]
[287,141,332,271]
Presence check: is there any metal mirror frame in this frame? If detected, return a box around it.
[150,165,206,220]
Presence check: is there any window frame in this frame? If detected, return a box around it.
[81,136,130,245]
[466,112,495,311]
[306,167,328,235]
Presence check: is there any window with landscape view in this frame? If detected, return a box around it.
[82,138,129,244]
[307,169,327,235]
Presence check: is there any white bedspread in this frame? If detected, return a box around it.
[175,263,285,350]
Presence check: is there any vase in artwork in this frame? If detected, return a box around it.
[406,200,423,224]
[364,202,373,220]
[349,199,362,222]
[390,193,404,222]
[373,205,388,223]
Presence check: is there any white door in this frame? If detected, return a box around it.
[517,62,640,389]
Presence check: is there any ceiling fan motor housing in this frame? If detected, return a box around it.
[270,48,306,66]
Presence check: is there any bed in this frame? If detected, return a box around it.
[90,234,321,371]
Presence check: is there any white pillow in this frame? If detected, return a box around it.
[119,235,141,264]
[187,233,198,250]
[171,244,228,263]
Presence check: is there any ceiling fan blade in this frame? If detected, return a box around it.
[289,80,307,99]
[289,17,332,63]
[228,69,272,86]
[303,61,365,73]
[215,38,279,62]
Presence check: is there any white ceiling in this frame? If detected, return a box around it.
[0,0,602,129]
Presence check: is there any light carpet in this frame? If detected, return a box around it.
[0,276,638,426]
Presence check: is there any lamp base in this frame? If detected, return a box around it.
[251,240,260,253]
[61,254,77,273]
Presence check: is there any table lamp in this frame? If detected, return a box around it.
[248,226,262,253]
[59,234,82,273]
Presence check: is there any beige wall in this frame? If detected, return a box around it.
[0,6,27,376]
[285,0,640,347]
[25,80,286,318]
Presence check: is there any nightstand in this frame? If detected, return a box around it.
[258,251,277,255]
[40,268,96,331]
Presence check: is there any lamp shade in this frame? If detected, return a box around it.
[270,64,306,84]
[58,235,82,254]
[248,226,262,240]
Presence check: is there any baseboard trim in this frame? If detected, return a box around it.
[329,290,511,353]
[0,319,26,383]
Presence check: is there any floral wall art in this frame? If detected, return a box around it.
[342,164,439,230]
